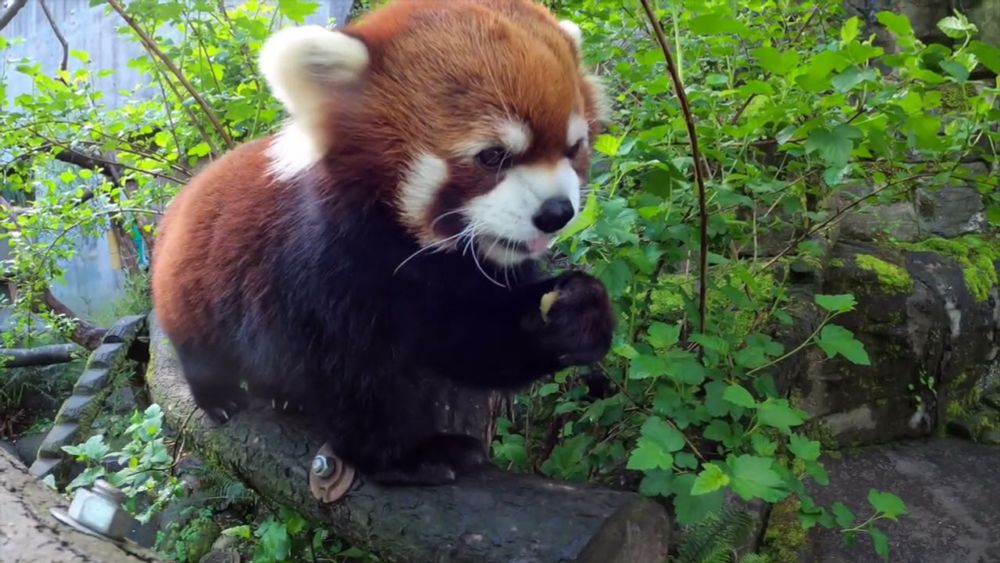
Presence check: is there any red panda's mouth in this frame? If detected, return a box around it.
[476,234,552,256]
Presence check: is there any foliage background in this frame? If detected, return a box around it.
[1,0,998,561]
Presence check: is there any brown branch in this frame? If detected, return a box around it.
[106,0,235,150]
[0,343,84,367]
[0,0,27,32]
[638,0,709,342]
[38,0,69,76]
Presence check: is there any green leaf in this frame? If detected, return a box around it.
[876,11,913,39]
[638,469,673,497]
[704,420,733,444]
[627,438,673,471]
[188,142,211,157]
[817,324,871,365]
[867,489,907,519]
[630,354,668,380]
[641,416,686,453]
[832,501,856,527]
[789,433,821,461]
[256,519,290,561]
[691,463,730,495]
[728,455,785,502]
[870,527,890,561]
[815,293,857,313]
[806,461,830,486]
[664,357,707,385]
[647,322,680,349]
[805,124,862,168]
[832,66,875,92]
[757,399,807,434]
[969,41,1000,74]
[538,382,559,397]
[841,16,861,44]
[751,434,777,456]
[722,384,756,408]
[752,46,800,75]
[593,134,623,156]
[672,474,724,526]
[277,0,320,23]
[938,59,969,83]
[689,12,749,37]
[69,49,91,64]
[937,14,976,39]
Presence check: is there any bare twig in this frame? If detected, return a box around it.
[38,0,69,75]
[0,343,84,367]
[638,0,709,343]
[0,0,27,32]
[106,0,235,150]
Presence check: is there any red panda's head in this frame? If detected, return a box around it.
[259,0,607,266]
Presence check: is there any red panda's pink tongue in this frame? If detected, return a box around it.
[525,236,552,253]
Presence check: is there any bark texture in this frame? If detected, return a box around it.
[145,314,671,562]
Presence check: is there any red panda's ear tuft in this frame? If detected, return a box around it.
[558,20,583,52]
[259,25,369,180]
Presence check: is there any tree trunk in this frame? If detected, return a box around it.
[0,449,161,562]
[0,343,84,367]
[145,314,672,563]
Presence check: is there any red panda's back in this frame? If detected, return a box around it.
[152,137,286,347]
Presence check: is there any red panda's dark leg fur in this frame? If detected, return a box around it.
[175,343,249,423]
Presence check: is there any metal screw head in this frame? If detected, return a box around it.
[311,455,335,478]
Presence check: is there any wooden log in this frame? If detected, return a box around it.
[0,449,160,562]
[145,314,672,562]
[1,343,84,367]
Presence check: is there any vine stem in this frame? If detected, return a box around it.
[637,0,710,347]
[106,0,235,150]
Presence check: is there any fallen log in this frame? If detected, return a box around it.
[0,449,161,562]
[145,314,672,562]
[1,343,84,367]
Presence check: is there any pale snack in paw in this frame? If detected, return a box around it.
[540,290,560,322]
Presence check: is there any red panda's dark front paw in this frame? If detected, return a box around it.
[536,271,615,367]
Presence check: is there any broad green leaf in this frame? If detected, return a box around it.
[641,416,686,453]
[627,438,673,471]
[805,124,862,168]
[841,16,861,44]
[703,419,733,443]
[832,65,876,92]
[647,322,680,349]
[277,0,320,23]
[868,489,907,519]
[832,501,856,527]
[728,455,785,502]
[757,399,807,434]
[722,384,756,408]
[938,59,969,83]
[937,14,976,39]
[817,324,871,365]
[806,461,830,486]
[789,433,821,461]
[876,11,913,39]
[870,527,890,561]
[664,357,707,385]
[593,134,623,156]
[969,41,1000,74]
[751,434,777,456]
[689,12,749,37]
[815,293,857,313]
[672,474,724,525]
[752,46,799,76]
[691,463,729,495]
[630,355,668,380]
[638,469,673,497]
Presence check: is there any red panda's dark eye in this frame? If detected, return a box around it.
[475,147,511,170]
[566,139,583,159]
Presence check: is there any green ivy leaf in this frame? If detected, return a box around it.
[641,416,686,453]
[815,293,857,313]
[832,501,856,527]
[868,489,907,519]
[722,384,756,408]
[691,463,729,495]
[727,455,785,502]
[627,438,674,471]
[757,399,807,434]
[789,433,821,461]
[817,324,871,365]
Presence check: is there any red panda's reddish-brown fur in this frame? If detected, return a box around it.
[151,0,614,486]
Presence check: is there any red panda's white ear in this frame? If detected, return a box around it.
[558,20,583,52]
[259,26,369,180]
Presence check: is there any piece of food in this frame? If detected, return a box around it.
[540,290,560,322]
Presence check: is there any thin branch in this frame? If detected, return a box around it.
[0,0,27,32]
[638,0,709,342]
[39,0,69,75]
[0,343,84,367]
[106,0,235,150]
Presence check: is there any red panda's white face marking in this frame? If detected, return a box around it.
[259,0,607,266]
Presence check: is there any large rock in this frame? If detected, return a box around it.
[802,438,1000,562]
[916,185,986,238]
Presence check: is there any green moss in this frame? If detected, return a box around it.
[898,235,1000,303]
[854,254,914,294]
[761,496,808,563]
[829,258,845,268]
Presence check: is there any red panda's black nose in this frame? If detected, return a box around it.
[532,197,575,233]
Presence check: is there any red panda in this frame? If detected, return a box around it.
[151,0,614,486]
